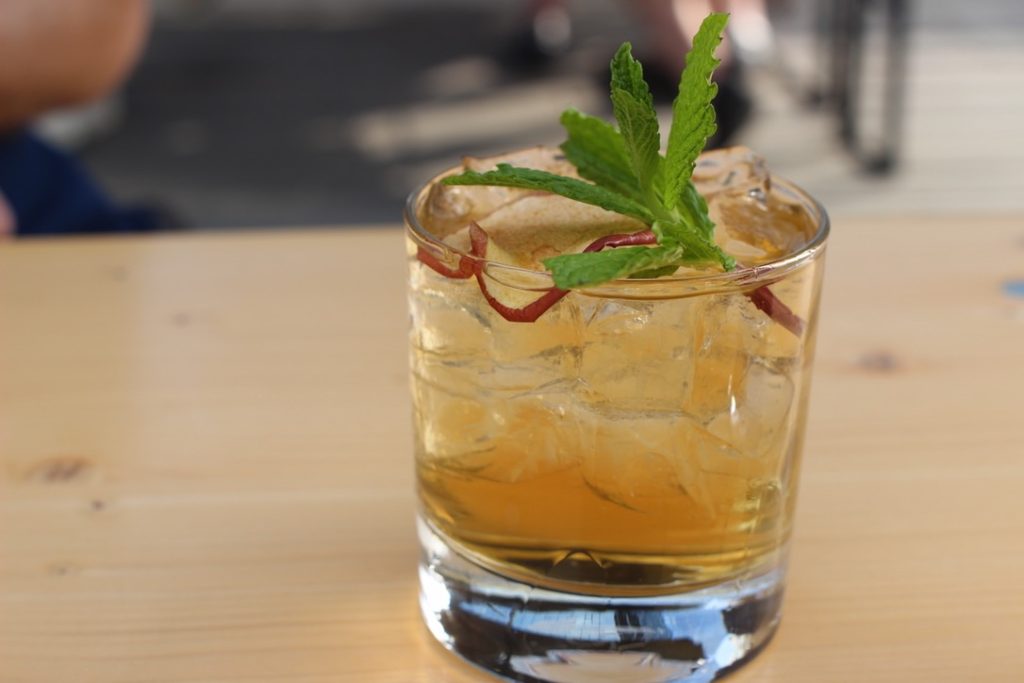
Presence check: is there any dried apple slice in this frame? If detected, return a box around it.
[476,193,647,269]
[421,221,801,332]
[415,245,474,279]
[466,225,668,323]
[468,223,568,323]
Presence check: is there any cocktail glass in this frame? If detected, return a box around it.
[405,147,829,682]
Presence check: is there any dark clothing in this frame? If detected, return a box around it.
[0,130,157,235]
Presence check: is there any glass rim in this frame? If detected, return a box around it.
[404,163,830,295]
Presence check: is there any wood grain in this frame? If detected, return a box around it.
[1,218,1023,682]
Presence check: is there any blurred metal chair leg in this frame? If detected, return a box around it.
[829,0,910,174]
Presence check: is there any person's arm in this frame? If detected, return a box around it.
[0,0,149,132]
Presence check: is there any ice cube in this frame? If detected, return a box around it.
[744,264,821,363]
[693,146,770,198]
[409,267,492,355]
[464,391,581,484]
[409,265,494,398]
[478,194,645,269]
[412,379,497,461]
[578,409,751,518]
[429,389,580,486]
[681,287,808,422]
[710,190,818,265]
[420,182,517,238]
[579,409,703,514]
[419,146,580,239]
[487,295,583,392]
[706,360,795,458]
[678,417,753,515]
[694,146,817,265]
[681,295,752,422]
[577,298,696,413]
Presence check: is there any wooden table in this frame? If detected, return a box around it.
[2,217,1022,682]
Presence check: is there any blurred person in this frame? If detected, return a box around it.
[0,0,157,236]
[510,0,574,66]
[631,0,760,145]
[513,0,767,145]
[631,0,773,73]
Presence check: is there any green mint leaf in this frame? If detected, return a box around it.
[654,214,735,271]
[559,109,641,201]
[543,245,684,289]
[664,12,728,210]
[629,265,679,279]
[679,181,716,240]
[678,232,736,271]
[609,43,663,200]
[443,163,654,223]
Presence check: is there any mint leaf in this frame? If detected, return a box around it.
[664,13,728,210]
[629,265,680,279]
[559,109,640,201]
[609,43,663,200]
[443,163,654,223]
[653,213,735,271]
[440,15,736,294]
[543,245,684,289]
[678,181,716,240]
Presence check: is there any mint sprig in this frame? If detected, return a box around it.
[442,13,734,290]
[608,43,663,202]
[664,13,728,211]
[560,109,640,201]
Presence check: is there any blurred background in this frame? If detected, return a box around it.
[3,0,1023,234]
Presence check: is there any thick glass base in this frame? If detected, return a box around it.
[418,518,785,683]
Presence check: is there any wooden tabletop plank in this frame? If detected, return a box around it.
[1,218,1023,682]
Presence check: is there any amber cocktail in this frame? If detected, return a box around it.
[406,146,828,682]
